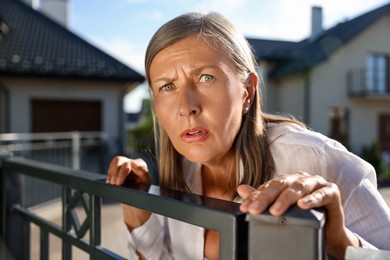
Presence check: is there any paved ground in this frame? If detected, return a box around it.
[30,201,129,260]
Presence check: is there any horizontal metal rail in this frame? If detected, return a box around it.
[2,157,247,259]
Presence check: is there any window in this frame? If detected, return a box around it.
[366,53,389,93]
[329,107,349,147]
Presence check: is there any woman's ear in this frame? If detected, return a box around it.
[244,72,258,104]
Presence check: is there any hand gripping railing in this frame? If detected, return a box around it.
[1,157,325,259]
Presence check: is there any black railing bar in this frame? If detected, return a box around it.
[11,205,125,260]
[40,229,49,260]
[3,157,246,259]
[3,158,244,222]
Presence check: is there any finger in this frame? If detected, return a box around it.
[106,158,116,183]
[249,178,291,215]
[297,183,339,210]
[130,159,151,184]
[238,178,287,215]
[106,156,135,185]
[269,175,326,216]
[237,185,258,212]
[115,162,132,185]
[237,185,259,212]
[106,156,128,184]
[237,184,256,199]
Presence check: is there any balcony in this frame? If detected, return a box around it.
[347,68,390,99]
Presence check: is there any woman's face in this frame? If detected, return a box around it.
[149,35,250,165]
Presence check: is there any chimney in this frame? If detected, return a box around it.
[21,0,39,9]
[39,0,69,28]
[310,6,323,41]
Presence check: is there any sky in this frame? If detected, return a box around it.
[68,0,390,112]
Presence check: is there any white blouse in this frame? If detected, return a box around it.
[126,123,390,259]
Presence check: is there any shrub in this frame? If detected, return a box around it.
[361,141,390,181]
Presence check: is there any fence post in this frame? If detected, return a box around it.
[1,157,30,260]
[246,207,325,260]
[71,131,81,170]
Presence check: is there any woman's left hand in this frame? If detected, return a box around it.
[237,171,360,259]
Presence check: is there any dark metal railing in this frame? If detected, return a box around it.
[0,131,109,208]
[1,157,325,260]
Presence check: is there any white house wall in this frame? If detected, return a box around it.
[310,14,390,152]
[258,62,278,112]
[271,73,306,121]
[2,76,125,144]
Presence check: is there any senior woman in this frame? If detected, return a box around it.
[106,12,390,259]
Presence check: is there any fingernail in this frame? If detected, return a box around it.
[271,201,283,212]
[300,197,312,205]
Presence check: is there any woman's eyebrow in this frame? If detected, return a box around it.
[151,64,222,86]
[192,64,220,74]
[151,76,172,85]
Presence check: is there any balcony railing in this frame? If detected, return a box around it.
[347,68,390,98]
[1,157,325,259]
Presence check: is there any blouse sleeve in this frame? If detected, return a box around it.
[126,213,173,259]
[267,125,390,250]
[324,140,390,250]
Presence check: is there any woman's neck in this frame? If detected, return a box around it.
[201,156,236,200]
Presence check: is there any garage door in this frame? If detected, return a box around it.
[31,99,102,132]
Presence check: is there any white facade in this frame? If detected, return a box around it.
[263,14,390,153]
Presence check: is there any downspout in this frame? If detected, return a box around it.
[0,81,10,133]
[303,71,311,125]
[119,81,141,156]
[118,84,127,156]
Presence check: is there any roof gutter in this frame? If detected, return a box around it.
[303,71,311,125]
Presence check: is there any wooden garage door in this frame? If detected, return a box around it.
[32,99,102,132]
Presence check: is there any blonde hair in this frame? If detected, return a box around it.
[145,12,304,196]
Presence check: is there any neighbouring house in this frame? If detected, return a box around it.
[0,0,145,156]
[248,4,390,155]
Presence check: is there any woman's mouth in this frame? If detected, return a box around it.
[180,127,209,143]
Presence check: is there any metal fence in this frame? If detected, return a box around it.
[0,132,109,207]
[1,157,325,260]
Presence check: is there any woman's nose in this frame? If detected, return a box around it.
[178,87,200,117]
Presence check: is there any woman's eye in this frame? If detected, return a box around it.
[160,84,174,92]
[200,74,214,83]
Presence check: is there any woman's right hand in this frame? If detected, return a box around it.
[106,156,152,185]
[106,156,152,231]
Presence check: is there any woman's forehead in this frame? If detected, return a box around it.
[149,37,237,76]
[151,36,230,66]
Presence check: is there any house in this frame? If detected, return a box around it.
[0,0,145,156]
[248,4,390,154]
